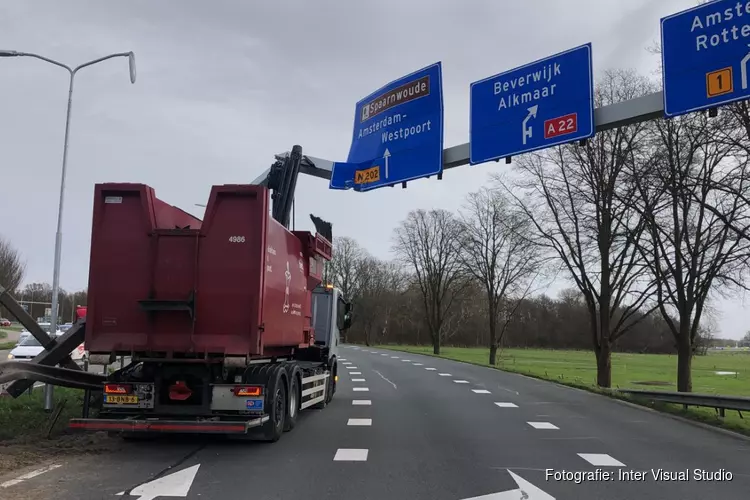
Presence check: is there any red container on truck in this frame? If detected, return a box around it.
[70,147,352,440]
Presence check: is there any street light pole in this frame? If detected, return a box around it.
[0,50,136,410]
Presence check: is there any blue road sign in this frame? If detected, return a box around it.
[662,0,750,117]
[330,62,444,192]
[469,43,595,165]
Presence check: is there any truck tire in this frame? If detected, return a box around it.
[326,359,337,404]
[260,365,287,442]
[283,368,301,432]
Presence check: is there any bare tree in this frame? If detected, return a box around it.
[458,187,543,364]
[629,110,750,392]
[355,257,406,346]
[328,236,365,299]
[0,236,25,294]
[393,209,466,354]
[696,102,750,244]
[500,69,659,387]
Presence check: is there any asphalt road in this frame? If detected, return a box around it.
[1,346,749,499]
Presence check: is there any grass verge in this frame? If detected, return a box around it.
[376,344,750,437]
[0,388,117,474]
[0,341,15,350]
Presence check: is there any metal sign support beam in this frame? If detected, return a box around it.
[253,90,665,185]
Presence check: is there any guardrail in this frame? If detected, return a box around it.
[618,389,749,418]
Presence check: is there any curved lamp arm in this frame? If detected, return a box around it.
[0,50,136,83]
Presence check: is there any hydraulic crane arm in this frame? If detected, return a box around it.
[260,145,333,242]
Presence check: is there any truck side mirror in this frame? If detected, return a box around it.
[343,312,352,330]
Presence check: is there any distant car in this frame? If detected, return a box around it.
[0,318,11,327]
[7,323,86,363]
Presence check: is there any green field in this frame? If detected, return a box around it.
[0,387,85,442]
[378,345,750,434]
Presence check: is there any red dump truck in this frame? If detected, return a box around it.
[69,148,351,440]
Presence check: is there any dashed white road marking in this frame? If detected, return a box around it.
[495,402,519,408]
[578,453,626,467]
[413,363,424,366]
[498,386,520,396]
[438,373,452,377]
[425,367,437,371]
[472,389,491,394]
[347,418,373,426]
[373,369,398,389]
[339,358,347,361]
[353,387,369,392]
[381,354,388,356]
[352,378,366,382]
[334,449,369,461]
[342,362,352,365]
[401,359,412,362]
[453,380,470,384]
[346,366,358,370]
[1,464,62,488]
[350,372,362,375]
[528,422,559,430]
[391,356,399,359]
[352,400,371,406]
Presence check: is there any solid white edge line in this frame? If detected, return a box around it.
[1,464,63,488]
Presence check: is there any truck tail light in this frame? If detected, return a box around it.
[233,386,262,397]
[104,384,132,394]
[169,381,193,401]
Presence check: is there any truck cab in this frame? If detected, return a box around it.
[311,283,352,355]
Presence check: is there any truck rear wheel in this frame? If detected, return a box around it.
[283,370,300,432]
[326,360,337,404]
[260,365,287,442]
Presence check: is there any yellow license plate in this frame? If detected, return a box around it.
[105,395,138,404]
[354,166,380,185]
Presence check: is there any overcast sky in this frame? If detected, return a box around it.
[1,0,747,339]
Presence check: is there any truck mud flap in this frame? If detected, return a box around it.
[69,416,269,434]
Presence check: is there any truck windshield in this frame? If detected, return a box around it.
[312,292,332,344]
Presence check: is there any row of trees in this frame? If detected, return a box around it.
[328,69,750,393]
[0,236,87,323]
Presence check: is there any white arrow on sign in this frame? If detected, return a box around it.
[384,148,391,179]
[116,464,200,500]
[741,44,750,90]
[460,470,555,500]
[522,105,539,146]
